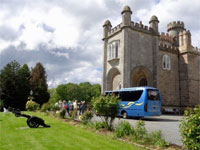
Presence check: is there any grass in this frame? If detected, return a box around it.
[0,112,144,150]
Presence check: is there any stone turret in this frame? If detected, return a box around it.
[121,5,132,26]
[149,15,159,33]
[167,21,185,46]
[179,30,192,52]
[103,20,112,39]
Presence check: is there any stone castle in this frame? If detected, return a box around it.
[102,6,200,111]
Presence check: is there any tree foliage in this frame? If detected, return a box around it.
[0,60,30,109]
[30,62,50,105]
[180,105,200,150]
[92,95,120,130]
[54,82,101,103]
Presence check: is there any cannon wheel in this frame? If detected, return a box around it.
[27,117,39,128]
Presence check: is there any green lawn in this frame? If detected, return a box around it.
[0,112,144,150]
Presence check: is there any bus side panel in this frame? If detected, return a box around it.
[119,92,145,117]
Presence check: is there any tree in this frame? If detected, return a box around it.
[54,82,101,103]
[17,64,31,108]
[180,105,200,150]
[92,95,120,130]
[90,84,101,98]
[79,82,92,102]
[0,60,30,109]
[30,62,50,105]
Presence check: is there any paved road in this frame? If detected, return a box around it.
[93,115,183,146]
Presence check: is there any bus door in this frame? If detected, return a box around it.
[146,89,161,115]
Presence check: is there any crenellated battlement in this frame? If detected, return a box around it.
[108,23,122,36]
[191,46,200,55]
[159,43,179,54]
[130,21,153,33]
[193,47,200,52]
[167,21,185,32]
[107,21,154,37]
[160,32,173,43]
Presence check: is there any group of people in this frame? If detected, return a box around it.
[55,100,87,116]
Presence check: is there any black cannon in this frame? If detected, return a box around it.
[9,107,50,128]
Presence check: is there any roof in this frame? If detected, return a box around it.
[106,86,158,93]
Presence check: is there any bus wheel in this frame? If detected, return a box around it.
[122,112,128,119]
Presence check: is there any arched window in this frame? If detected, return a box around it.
[108,41,120,60]
[162,55,171,70]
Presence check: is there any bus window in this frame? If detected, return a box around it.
[147,90,160,100]
[119,90,143,101]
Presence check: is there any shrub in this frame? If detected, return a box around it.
[94,122,107,130]
[92,95,120,130]
[26,100,40,111]
[41,103,52,112]
[115,121,134,138]
[59,109,66,119]
[81,111,93,124]
[147,130,169,147]
[0,99,4,112]
[70,109,78,120]
[133,120,147,141]
[52,104,60,111]
[180,105,200,150]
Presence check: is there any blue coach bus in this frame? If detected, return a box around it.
[106,87,162,118]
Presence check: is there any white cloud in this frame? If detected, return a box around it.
[0,0,199,88]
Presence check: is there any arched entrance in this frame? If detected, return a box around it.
[131,66,153,87]
[107,68,121,90]
[138,77,148,86]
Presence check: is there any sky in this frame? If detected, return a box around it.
[0,0,200,88]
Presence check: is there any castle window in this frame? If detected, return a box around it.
[108,41,120,60]
[162,55,171,70]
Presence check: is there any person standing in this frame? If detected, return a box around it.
[67,100,72,115]
[73,100,78,110]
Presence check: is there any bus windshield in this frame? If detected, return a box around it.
[147,89,160,101]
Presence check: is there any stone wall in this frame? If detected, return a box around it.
[157,50,180,106]
[180,53,200,106]
[128,28,154,87]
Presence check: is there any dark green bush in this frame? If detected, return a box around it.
[92,95,120,130]
[94,122,107,130]
[180,105,200,150]
[115,121,134,138]
[0,99,4,112]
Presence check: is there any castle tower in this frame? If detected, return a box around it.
[121,5,132,26]
[149,15,159,33]
[102,20,112,92]
[179,30,192,52]
[167,21,185,46]
[178,29,200,107]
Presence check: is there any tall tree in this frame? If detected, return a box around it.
[17,64,31,108]
[30,62,50,105]
[0,60,30,109]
